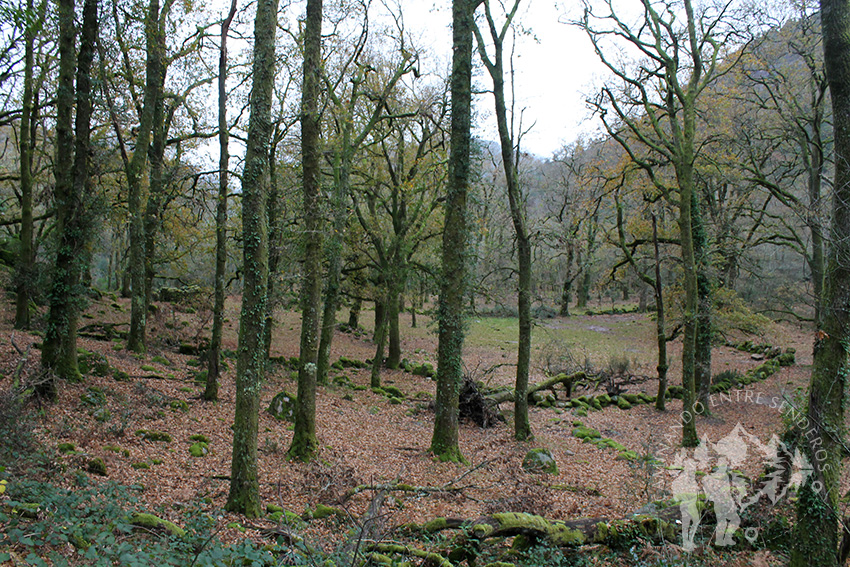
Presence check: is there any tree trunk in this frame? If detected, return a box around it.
[473,0,532,441]
[431,0,475,463]
[693,191,712,415]
[15,0,42,330]
[126,0,163,353]
[791,1,850,564]
[387,275,403,370]
[559,245,573,316]
[143,59,167,313]
[225,0,277,518]
[348,296,361,328]
[40,0,97,396]
[205,0,237,402]
[317,151,350,384]
[652,215,668,411]
[288,0,323,463]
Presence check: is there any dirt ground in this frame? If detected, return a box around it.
[1,293,845,561]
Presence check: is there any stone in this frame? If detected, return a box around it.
[522,448,558,475]
[267,391,297,421]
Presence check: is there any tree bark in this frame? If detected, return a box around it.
[205,0,237,401]
[41,0,98,395]
[15,0,43,330]
[692,190,712,415]
[791,1,850,564]
[126,0,163,353]
[431,0,475,463]
[288,0,323,463]
[473,0,531,441]
[226,0,277,517]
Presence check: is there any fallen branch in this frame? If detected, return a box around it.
[366,542,453,567]
[487,371,587,404]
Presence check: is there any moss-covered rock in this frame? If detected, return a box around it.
[572,426,601,441]
[130,512,186,538]
[81,387,107,407]
[87,458,108,476]
[522,448,558,475]
[617,397,632,410]
[267,390,297,421]
[302,503,345,521]
[189,442,209,457]
[58,442,76,454]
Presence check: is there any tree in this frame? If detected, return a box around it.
[123,0,164,353]
[40,0,98,395]
[316,16,418,384]
[226,0,278,517]
[473,0,532,440]
[430,0,477,462]
[14,0,46,330]
[205,0,238,402]
[790,0,850,564]
[579,0,743,446]
[288,0,323,462]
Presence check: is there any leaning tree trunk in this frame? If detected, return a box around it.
[288,0,323,463]
[431,0,474,463]
[41,0,97,395]
[225,0,277,518]
[790,1,850,564]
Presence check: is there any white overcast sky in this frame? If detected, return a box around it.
[391,0,609,158]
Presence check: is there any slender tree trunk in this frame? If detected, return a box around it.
[371,287,388,388]
[808,125,826,325]
[791,1,850,563]
[126,0,163,353]
[473,0,532,440]
[431,0,474,463]
[677,158,700,447]
[205,0,237,402]
[693,191,712,415]
[652,215,668,411]
[317,151,350,384]
[264,138,282,359]
[15,0,41,330]
[387,273,403,369]
[559,245,573,317]
[41,0,97,395]
[225,0,277,518]
[288,0,323,463]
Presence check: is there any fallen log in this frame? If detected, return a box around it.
[487,371,586,404]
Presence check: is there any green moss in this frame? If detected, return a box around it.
[92,407,111,422]
[423,517,449,533]
[382,385,404,398]
[189,442,209,457]
[103,444,122,453]
[87,458,107,476]
[80,387,106,407]
[572,426,601,441]
[151,355,170,366]
[113,370,130,381]
[58,442,76,454]
[132,462,150,470]
[169,399,189,412]
[617,397,632,410]
[522,448,558,474]
[130,513,186,538]
[140,365,157,372]
[266,504,283,514]
[303,503,345,521]
[136,429,172,443]
[189,434,209,443]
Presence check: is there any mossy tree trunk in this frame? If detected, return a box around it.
[431,0,475,463]
[41,0,98,396]
[652,215,668,411]
[473,0,531,441]
[225,0,277,517]
[205,0,237,402]
[693,190,712,415]
[125,0,163,354]
[790,1,850,564]
[288,0,323,463]
[15,0,44,331]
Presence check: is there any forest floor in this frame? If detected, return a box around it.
[1,292,846,566]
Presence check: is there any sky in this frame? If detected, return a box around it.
[393,0,609,158]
